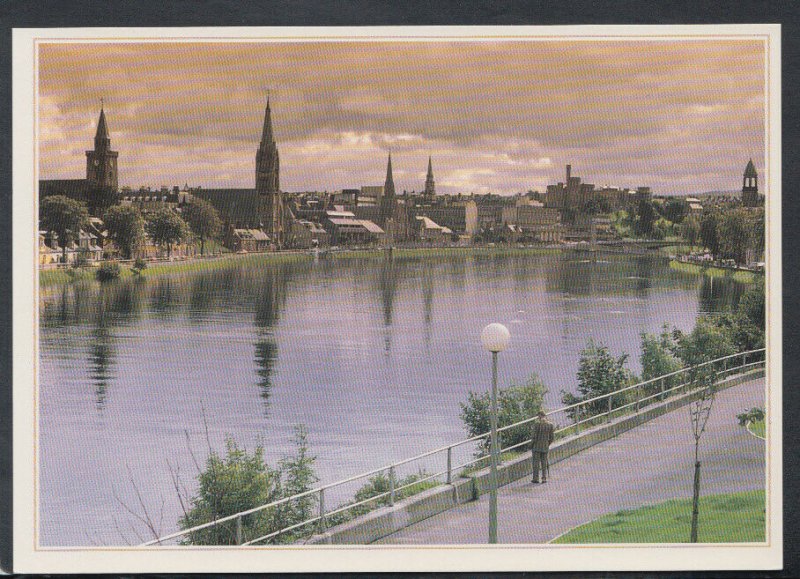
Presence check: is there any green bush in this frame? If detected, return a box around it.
[737,407,765,427]
[96,261,121,282]
[132,257,148,275]
[460,373,547,455]
[178,425,317,545]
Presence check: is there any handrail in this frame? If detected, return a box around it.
[140,348,764,546]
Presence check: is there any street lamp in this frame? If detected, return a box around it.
[480,322,511,544]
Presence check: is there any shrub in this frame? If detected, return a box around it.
[96,261,121,282]
[460,373,547,455]
[131,257,148,275]
[737,407,765,426]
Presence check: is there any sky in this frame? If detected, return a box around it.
[38,40,766,196]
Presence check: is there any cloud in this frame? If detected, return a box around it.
[37,39,766,195]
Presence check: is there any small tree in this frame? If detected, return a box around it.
[639,325,683,396]
[182,199,222,256]
[700,212,720,257]
[562,339,635,423]
[681,215,701,249]
[39,195,90,263]
[460,374,547,455]
[96,261,121,282]
[146,207,188,258]
[718,209,751,265]
[104,204,145,259]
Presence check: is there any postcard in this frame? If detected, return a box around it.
[11,25,782,573]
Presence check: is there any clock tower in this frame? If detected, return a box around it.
[85,106,119,192]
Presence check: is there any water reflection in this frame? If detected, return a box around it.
[254,337,278,406]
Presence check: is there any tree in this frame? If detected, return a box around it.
[639,325,683,396]
[681,215,701,248]
[718,209,751,265]
[460,374,547,455]
[750,208,765,260]
[662,199,688,224]
[583,197,611,215]
[700,213,720,257]
[178,425,317,545]
[738,282,765,330]
[182,199,222,256]
[103,204,145,259]
[39,195,90,263]
[634,199,656,237]
[561,339,635,422]
[145,207,188,258]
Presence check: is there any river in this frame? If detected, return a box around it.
[38,250,745,545]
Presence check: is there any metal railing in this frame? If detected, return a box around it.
[140,348,765,547]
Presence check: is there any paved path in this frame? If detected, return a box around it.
[377,378,766,544]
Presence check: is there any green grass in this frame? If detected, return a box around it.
[327,245,563,262]
[748,419,766,439]
[39,252,312,288]
[553,490,765,544]
[669,259,759,284]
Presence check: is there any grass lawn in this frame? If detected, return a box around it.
[553,490,765,544]
[669,259,759,284]
[748,419,766,439]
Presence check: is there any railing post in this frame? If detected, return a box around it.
[446,446,452,485]
[389,466,395,507]
[607,396,612,423]
[318,488,326,532]
[235,515,243,545]
[660,377,665,400]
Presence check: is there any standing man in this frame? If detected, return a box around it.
[531,410,555,484]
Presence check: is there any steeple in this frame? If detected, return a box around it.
[383,153,395,199]
[742,158,759,207]
[94,106,110,151]
[744,158,757,178]
[260,97,274,145]
[424,155,436,197]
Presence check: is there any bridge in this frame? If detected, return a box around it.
[139,349,765,547]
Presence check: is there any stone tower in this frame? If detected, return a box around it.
[742,158,759,208]
[380,153,396,225]
[256,98,283,245]
[424,156,436,198]
[85,106,119,192]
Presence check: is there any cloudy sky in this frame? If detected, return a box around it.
[38,39,766,195]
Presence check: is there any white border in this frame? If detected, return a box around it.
[12,25,782,573]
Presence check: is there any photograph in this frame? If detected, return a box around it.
[12,25,781,573]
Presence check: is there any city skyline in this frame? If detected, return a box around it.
[38,40,765,196]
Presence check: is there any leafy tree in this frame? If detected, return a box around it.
[750,208,765,260]
[182,198,222,256]
[634,199,656,237]
[132,257,148,276]
[662,199,688,224]
[718,209,751,265]
[96,261,121,282]
[681,215,701,248]
[179,425,317,545]
[460,374,547,455]
[700,213,720,257]
[738,282,765,330]
[103,204,145,259]
[561,339,635,422]
[640,325,683,396]
[583,197,611,215]
[674,317,735,390]
[145,207,188,258]
[39,195,90,263]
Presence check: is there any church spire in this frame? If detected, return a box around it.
[94,106,110,150]
[424,155,435,197]
[384,153,395,199]
[260,97,274,145]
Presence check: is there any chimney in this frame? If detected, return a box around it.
[566,164,572,182]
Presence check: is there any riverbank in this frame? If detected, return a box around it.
[669,259,760,284]
[39,245,567,287]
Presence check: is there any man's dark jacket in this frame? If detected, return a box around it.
[531,418,555,452]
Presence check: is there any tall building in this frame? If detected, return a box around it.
[423,156,436,198]
[40,104,120,216]
[85,106,119,192]
[256,98,284,244]
[379,153,396,225]
[742,158,759,207]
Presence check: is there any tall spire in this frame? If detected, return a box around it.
[384,153,395,199]
[260,97,274,145]
[94,106,110,150]
[424,155,436,197]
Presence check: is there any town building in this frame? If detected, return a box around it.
[39,105,120,216]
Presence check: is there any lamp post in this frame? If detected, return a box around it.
[480,322,511,544]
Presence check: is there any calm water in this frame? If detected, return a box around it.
[39,251,744,545]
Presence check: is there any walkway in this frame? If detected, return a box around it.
[377,377,766,544]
